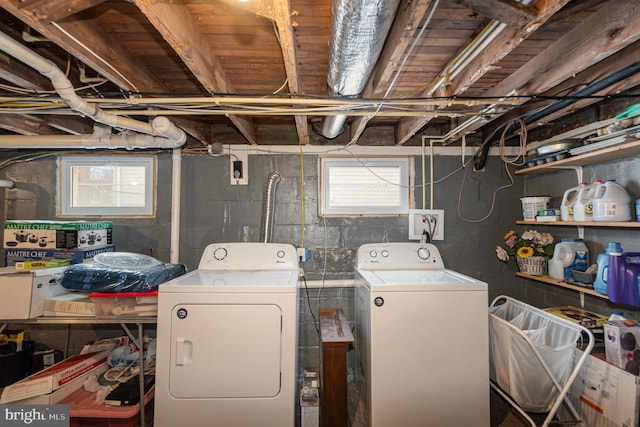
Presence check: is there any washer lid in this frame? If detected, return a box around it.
[357,268,487,291]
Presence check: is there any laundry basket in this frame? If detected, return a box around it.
[489,296,593,426]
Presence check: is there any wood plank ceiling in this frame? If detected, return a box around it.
[0,0,638,150]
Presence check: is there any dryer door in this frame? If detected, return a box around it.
[168,303,282,398]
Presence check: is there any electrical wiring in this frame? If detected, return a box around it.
[456,118,528,223]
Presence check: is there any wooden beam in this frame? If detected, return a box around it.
[465,0,640,137]
[133,0,258,145]
[484,40,640,139]
[349,0,436,145]
[395,0,570,145]
[0,0,164,93]
[269,0,309,145]
[0,51,52,90]
[17,0,107,23]
[452,0,538,27]
[0,113,65,135]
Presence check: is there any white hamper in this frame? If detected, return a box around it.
[489,296,593,426]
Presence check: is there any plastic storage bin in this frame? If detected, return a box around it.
[89,290,158,317]
[520,196,551,221]
[489,296,593,426]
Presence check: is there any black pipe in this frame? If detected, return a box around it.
[473,61,640,170]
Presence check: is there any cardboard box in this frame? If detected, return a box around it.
[0,266,68,319]
[4,244,116,267]
[4,220,112,249]
[0,350,109,404]
[604,320,640,372]
[558,348,640,427]
[545,306,608,328]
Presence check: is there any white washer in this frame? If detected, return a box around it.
[355,242,489,427]
[154,243,299,427]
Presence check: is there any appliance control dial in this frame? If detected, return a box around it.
[381,250,389,257]
[276,250,286,258]
[369,250,378,258]
[213,247,227,261]
[417,247,430,260]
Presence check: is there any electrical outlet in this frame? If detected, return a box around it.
[229,151,248,185]
[408,209,444,241]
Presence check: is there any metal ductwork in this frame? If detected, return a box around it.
[321,0,400,139]
[0,31,186,147]
[259,172,282,243]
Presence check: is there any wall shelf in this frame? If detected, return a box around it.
[515,138,640,175]
[516,273,608,300]
[516,220,640,228]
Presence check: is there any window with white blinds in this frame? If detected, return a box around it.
[59,156,156,216]
[319,157,410,216]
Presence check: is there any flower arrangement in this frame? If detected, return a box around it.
[496,229,554,262]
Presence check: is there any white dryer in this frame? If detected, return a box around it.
[154,242,299,427]
[355,242,489,427]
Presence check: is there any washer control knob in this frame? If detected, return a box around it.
[276,250,286,258]
[381,250,389,258]
[417,247,430,260]
[213,247,227,261]
[369,250,378,258]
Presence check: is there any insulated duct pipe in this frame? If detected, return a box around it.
[321,0,401,139]
[0,31,186,146]
[259,172,282,243]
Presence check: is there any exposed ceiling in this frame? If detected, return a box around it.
[0,0,638,151]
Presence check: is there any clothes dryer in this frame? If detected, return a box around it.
[154,242,299,427]
[355,242,489,427]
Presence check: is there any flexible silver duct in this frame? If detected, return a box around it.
[322,0,401,139]
[0,31,186,147]
[259,172,282,243]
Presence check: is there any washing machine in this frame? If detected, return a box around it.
[355,242,489,427]
[154,242,299,427]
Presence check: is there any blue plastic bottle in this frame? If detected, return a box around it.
[594,242,622,295]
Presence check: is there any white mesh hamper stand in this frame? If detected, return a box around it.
[489,295,594,427]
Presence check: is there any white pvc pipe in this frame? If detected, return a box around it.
[0,31,186,146]
[170,148,181,264]
[0,133,183,149]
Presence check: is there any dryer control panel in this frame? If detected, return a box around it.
[355,242,445,270]
[198,242,298,270]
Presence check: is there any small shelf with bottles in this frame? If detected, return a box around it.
[516,272,608,300]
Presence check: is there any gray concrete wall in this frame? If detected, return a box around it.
[3,150,640,370]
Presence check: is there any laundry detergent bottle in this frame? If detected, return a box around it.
[574,179,602,222]
[592,179,632,222]
[594,242,622,295]
[561,182,586,221]
[548,238,589,280]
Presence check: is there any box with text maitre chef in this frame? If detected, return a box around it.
[3,244,116,267]
[3,220,112,250]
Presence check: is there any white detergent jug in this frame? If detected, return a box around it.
[592,179,632,221]
[573,180,601,222]
[548,238,589,280]
[560,182,586,221]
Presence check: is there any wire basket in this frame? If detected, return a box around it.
[517,256,546,276]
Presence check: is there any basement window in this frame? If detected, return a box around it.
[319,156,411,216]
[58,156,156,217]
